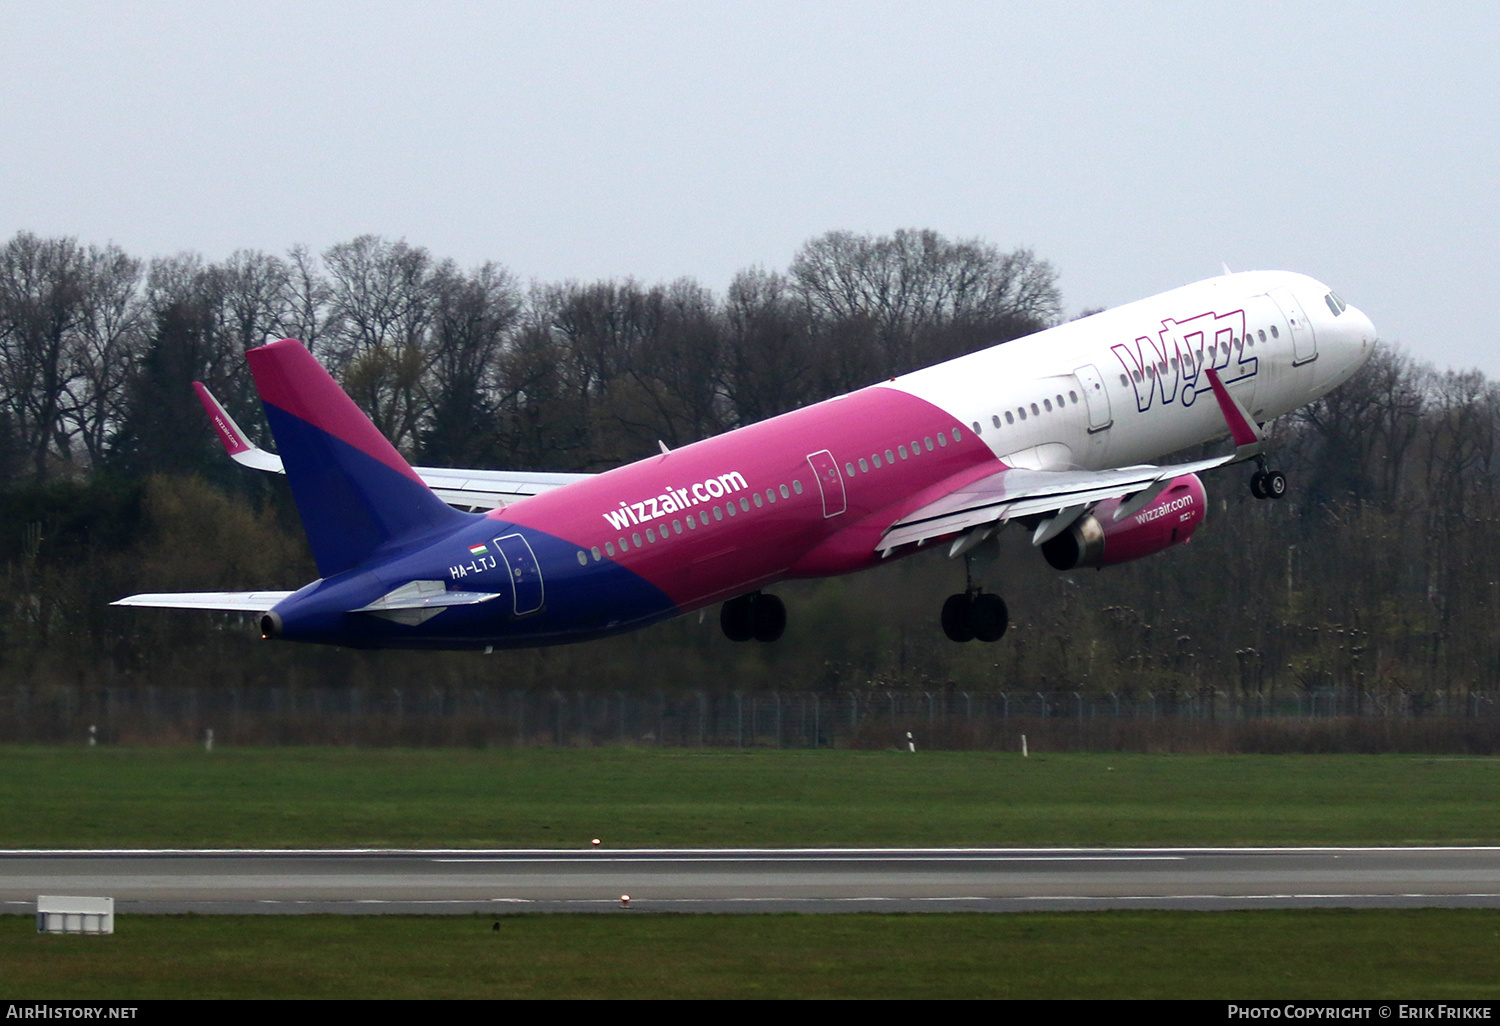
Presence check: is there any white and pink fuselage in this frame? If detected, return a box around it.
[272,270,1376,648]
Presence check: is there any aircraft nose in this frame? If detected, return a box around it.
[1344,303,1376,346]
[1343,303,1378,366]
[1320,301,1377,390]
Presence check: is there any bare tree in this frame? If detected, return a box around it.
[323,236,436,450]
[278,244,334,358]
[0,232,89,480]
[789,229,1061,379]
[64,244,146,469]
[420,260,521,466]
[720,268,817,424]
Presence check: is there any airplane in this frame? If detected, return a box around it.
[114,270,1377,649]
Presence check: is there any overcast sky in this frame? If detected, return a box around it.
[2,2,1495,373]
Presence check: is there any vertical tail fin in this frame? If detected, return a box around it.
[246,339,470,577]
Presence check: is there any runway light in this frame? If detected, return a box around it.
[591,838,601,847]
[620,895,630,908]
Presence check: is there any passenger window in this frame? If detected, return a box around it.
[991,416,1000,429]
[700,511,710,525]
[900,444,909,458]
[1270,325,1279,338]
[886,449,895,462]
[911,440,920,454]
[1043,399,1052,412]
[872,453,881,468]
[1055,395,1065,407]
[645,528,655,542]
[577,550,588,566]
[924,437,934,451]
[673,520,683,534]
[726,502,736,517]
[591,546,601,561]
[767,488,776,503]
[972,421,982,434]
[740,498,750,512]
[1119,374,1128,386]
[844,463,855,477]
[633,533,642,546]
[793,480,803,494]
[780,484,790,498]
[1005,411,1014,425]
[753,492,763,508]
[606,542,616,556]
[1018,408,1027,421]
[859,458,869,472]
[619,537,628,552]
[1258,329,1266,342]
[1132,370,1142,383]
[713,507,723,521]
[1030,403,1039,416]
[952,428,961,442]
[938,432,948,446]
[686,516,696,531]
[1069,391,1078,403]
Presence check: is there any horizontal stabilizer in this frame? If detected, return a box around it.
[353,580,500,612]
[111,591,294,612]
[354,580,499,626]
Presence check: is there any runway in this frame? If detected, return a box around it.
[5,847,1500,914]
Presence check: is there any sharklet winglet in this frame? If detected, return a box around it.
[1204,367,1266,461]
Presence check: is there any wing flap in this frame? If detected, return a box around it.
[879,453,1237,555]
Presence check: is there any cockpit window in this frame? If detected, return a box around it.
[1324,292,1347,316]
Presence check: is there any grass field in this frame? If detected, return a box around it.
[5,909,1500,999]
[6,747,1500,999]
[2,745,1500,848]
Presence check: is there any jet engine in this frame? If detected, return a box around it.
[1040,474,1206,571]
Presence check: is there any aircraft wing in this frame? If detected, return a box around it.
[878,454,1237,555]
[879,367,1267,556]
[110,591,295,611]
[193,382,592,510]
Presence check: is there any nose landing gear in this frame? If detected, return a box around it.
[1249,457,1287,500]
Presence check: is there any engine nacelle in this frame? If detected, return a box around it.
[1041,473,1206,570]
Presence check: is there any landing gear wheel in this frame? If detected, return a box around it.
[721,593,786,643]
[1264,470,1287,499]
[970,593,1009,643]
[750,594,786,643]
[720,595,754,642]
[941,594,975,643]
[1250,471,1267,499]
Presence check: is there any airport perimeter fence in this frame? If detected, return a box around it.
[4,682,1500,752]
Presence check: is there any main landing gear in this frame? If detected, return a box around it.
[720,591,786,643]
[1249,457,1287,500]
[941,554,1008,643]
